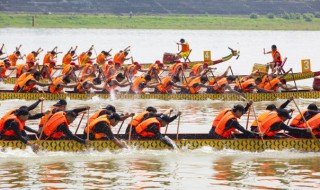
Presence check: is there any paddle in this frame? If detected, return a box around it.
[286,109,294,125]
[291,70,298,92]
[246,107,251,130]
[230,66,243,92]
[128,116,134,145]
[292,99,320,148]
[37,112,49,146]
[86,108,90,149]
[164,110,173,134]
[176,114,181,141]
[74,112,86,135]
[251,102,266,148]
[117,120,125,135]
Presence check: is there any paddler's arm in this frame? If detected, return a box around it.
[230,120,258,137]
[27,98,44,111]
[244,100,253,112]
[94,123,127,148]
[279,122,309,133]
[147,124,174,148]
[59,124,86,144]
[28,113,45,120]
[254,85,273,93]
[279,68,292,78]
[225,84,244,96]
[218,66,231,79]
[279,83,297,91]
[172,83,185,89]
[146,83,161,88]
[279,96,293,109]
[71,106,89,115]
[112,80,131,87]
[24,126,38,134]
[59,83,78,89]
[119,113,135,121]
[7,121,28,144]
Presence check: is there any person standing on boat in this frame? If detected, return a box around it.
[264,45,282,72]
[251,97,294,131]
[13,71,51,92]
[211,104,258,139]
[43,110,88,145]
[258,109,310,138]
[177,38,191,60]
[0,109,39,152]
[135,112,181,148]
[84,113,131,148]
[62,46,78,67]
[209,101,253,137]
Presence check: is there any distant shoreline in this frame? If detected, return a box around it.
[1,14,320,30]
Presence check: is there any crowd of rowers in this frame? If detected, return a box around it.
[0,43,296,95]
[0,96,319,152]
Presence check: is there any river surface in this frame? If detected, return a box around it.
[0,29,320,189]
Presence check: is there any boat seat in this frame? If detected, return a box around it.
[182,49,192,63]
[277,57,287,74]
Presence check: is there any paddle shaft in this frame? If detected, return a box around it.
[38,114,48,142]
[291,70,298,92]
[117,120,125,135]
[164,112,172,134]
[230,67,243,92]
[86,108,90,141]
[251,103,265,144]
[128,116,134,144]
[246,107,251,130]
[176,115,181,141]
[74,112,85,135]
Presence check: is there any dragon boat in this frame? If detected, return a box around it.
[1,134,319,152]
[0,89,319,101]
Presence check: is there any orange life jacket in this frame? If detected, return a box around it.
[0,62,8,77]
[125,65,138,78]
[183,77,193,86]
[215,111,237,138]
[114,52,126,64]
[236,79,255,92]
[290,110,308,127]
[259,112,283,137]
[42,63,53,78]
[156,77,173,93]
[181,42,190,52]
[78,53,85,66]
[49,77,64,94]
[272,50,282,64]
[135,118,161,137]
[8,54,18,66]
[129,111,150,127]
[84,115,111,139]
[16,64,28,77]
[259,75,268,88]
[81,54,90,66]
[148,64,160,77]
[62,64,73,76]
[80,63,93,81]
[113,52,120,62]
[26,53,36,63]
[76,77,93,93]
[190,63,203,76]
[43,111,69,139]
[62,53,72,65]
[0,115,24,137]
[43,53,54,64]
[212,108,232,127]
[39,106,60,127]
[169,63,183,75]
[104,65,115,78]
[264,78,280,91]
[213,77,228,92]
[14,74,35,92]
[300,113,320,135]
[130,76,147,93]
[96,53,106,65]
[187,77,202,94]
[88,109,107,124]
[251,110,272,127]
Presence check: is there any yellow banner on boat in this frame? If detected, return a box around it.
[252,63,269,73]
[301,59,311,73]
[203,51,211,62]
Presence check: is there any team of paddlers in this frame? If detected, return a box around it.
[0,96,319,152]
[0,42,297,95]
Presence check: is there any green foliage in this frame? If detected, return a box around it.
[267,13,274,19]
[303,13,314,22]
[281,13,290,20]
[315,12,320,18]
[250,13,258,19]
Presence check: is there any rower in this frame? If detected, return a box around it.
[13,71,51,92]
[168,60,187,78]
[43,47,59,65]
[264,45,283,72]
[113,46,130,63]
[74,76,102,93]
[88,105,116,124]
[135,112,181,148]
[207,75,242,96]
[0,109,39,152]
[124,62,146,80]
[129,74,159,94]
[96,51,111,66]
[211,104,258,139]
[96,73,131,94]
[181,76,212,94]
[48,76,76,94]
[0,59,11,80]
[234,77,272,93]
[61,62,80,80]
[189,62,210,77]
[114,51,130,65]
[148,60,167,79]
[177,38,191,62]
[125,106,161,134]
[298,112,320,138]
[79,60,95,81]
[26,48,42,63]
[41,61,56,79]
[258,109,310,138]
[84,113,128,148]
[290,103,319,128]
[16,61,35,78]
[8,51,23,67]
[251,97,294,131]
[154,75,184,94]
[209,101,252,138]
[263,69,297,92]
[0,44,6,60]
[78,46,94,66]
[43,111,88,145]
[62,46,78,67]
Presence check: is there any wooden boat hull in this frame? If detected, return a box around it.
[1,138,319,152]
[1,90,319,101]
